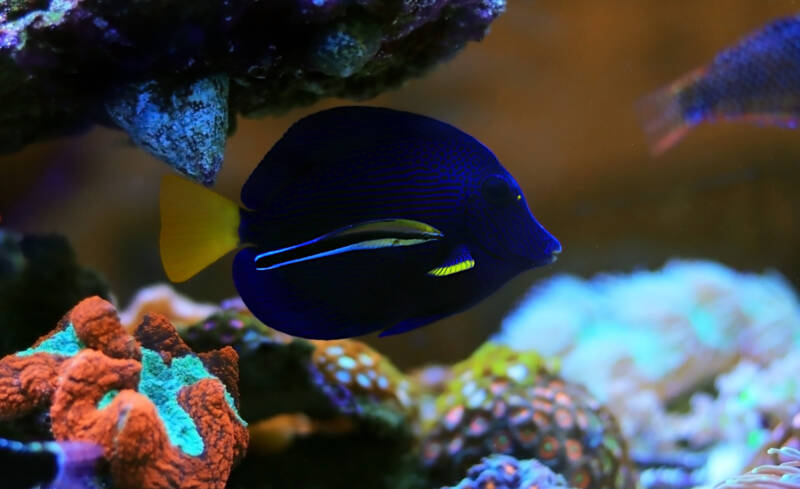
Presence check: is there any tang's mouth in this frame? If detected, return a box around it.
[535,237,561,266]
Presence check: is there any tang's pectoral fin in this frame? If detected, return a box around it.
[427,245,475,277]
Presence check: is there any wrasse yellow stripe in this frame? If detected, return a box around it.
[427,258,475,277]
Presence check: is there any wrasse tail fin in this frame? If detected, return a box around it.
[160,174,240,282]
[636,68,705,156]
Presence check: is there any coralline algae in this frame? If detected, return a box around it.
[0,0,506,183]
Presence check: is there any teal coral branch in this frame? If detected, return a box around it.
[101,348,246,457]
[16,323,85,357]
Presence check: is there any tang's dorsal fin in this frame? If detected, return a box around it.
[427,245,475,277]
[240,106,487,210]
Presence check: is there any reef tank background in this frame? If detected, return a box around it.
[1,1,800,489]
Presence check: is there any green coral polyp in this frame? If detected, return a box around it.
[137,348,246,457]
[98,389,119,409]
[16,324,85,357]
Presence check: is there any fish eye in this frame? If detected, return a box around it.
[481,175,518,207]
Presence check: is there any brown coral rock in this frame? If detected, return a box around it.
[69,296,141,359]
[134,313,194,361]
[0,352,65,419]
[52,351,247,489]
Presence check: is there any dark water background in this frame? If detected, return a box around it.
[1,0,799,368]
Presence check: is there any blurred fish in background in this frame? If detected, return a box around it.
[638,14,800,155]
[0,437,103,489]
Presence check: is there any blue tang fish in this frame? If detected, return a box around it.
[160,106,561,339]
[638,15,800,155]
[0,437,103,489]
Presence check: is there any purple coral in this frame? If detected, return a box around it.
[443,454,574,489]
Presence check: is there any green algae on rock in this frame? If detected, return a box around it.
[0,0,506,183]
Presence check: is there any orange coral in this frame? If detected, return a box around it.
[0,296,248,489]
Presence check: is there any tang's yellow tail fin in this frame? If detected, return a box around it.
[160,174,240,282]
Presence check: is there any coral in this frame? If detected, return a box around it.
[714,446,800,489]
[0,0,506,183]
[180,306,418,425]
[178,305,425,489]
[421,344,636,489]
[180,305,280,357]
[180,306,306,422]
[0,296,248,489]
[442,454,574,489]
[747,411,800,469]
[494,261,800,443]
[0,229,110,356]
[308,339,416,418]
[119,284,219,331]
[493,260,800,489]
[646,352,800,486]
[496,261,800,404]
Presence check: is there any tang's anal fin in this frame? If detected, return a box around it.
[427,245,475,277]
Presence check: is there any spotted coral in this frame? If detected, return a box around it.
[442,454,574,489]
[309,339,415,418]
[421,343,636,489]
[0,296,248,489]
